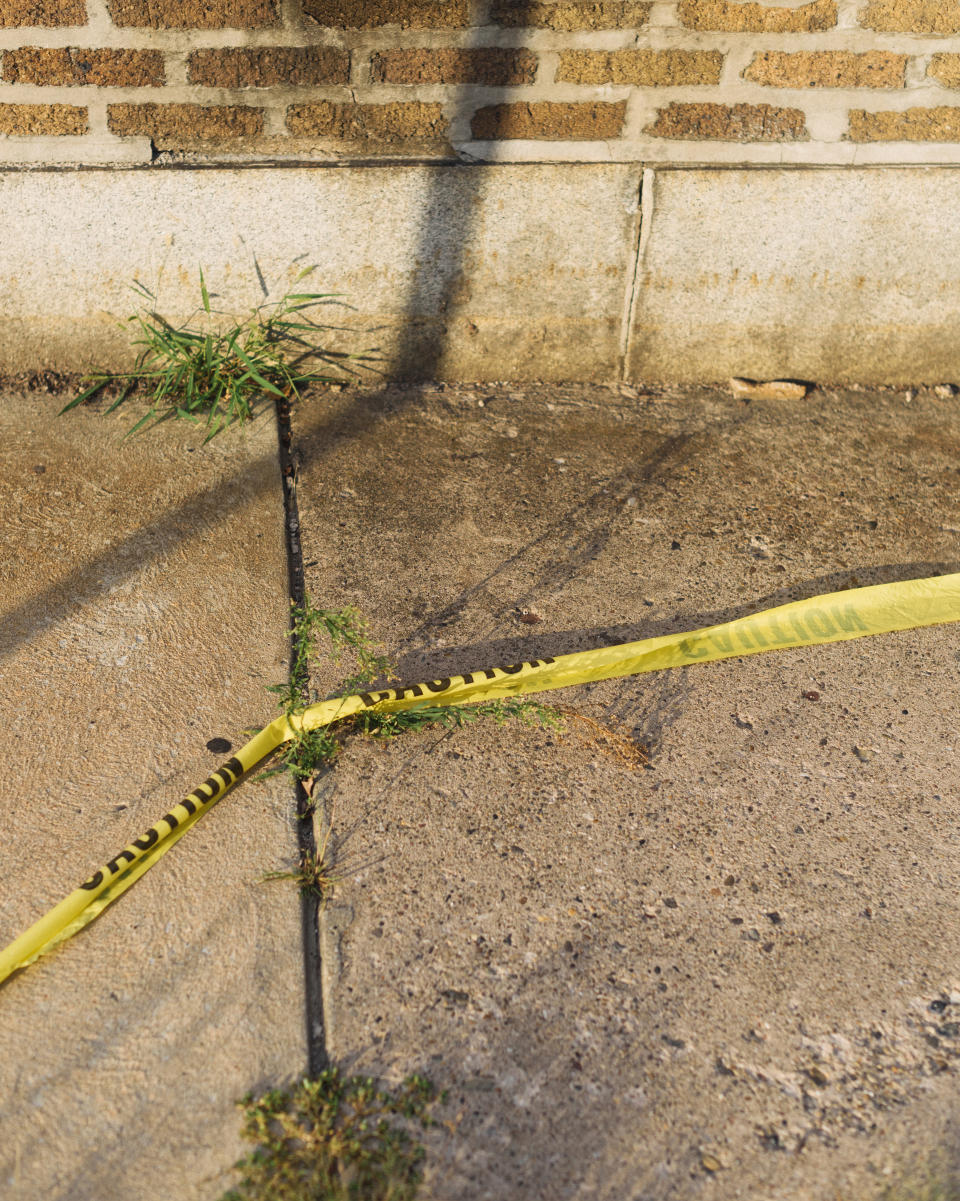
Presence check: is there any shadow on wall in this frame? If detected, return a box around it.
[390,0,535,383]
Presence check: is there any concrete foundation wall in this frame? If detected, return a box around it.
[630,165,960,384]
[0,163,640,380]
[2,161,959,385]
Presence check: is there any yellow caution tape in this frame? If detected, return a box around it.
[2,570,959,986]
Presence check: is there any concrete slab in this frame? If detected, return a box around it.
[629,167,960,386]
[0,164,639,382]
[0,390,306,1200]
[293,381,960,1200]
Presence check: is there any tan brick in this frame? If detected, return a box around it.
[2,48,163,87]
[678,0,836,32]
[471,100,626,139]
[0,0,86,25]
[108,102,263,145]
[928,54,960,88]
[744,51,906,88]
[859,2,960,33]
[491,1,651,30]
[286,100,449,143]
[557,49,723,86]
[107,0,276,28]
[0,103,87,134]
[647,101,808,141]
[302,0,469,28]
[848,106,960,140]
[371,48,537,86]
[188,47,348,87]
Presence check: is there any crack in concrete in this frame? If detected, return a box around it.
[275,394,328,1076]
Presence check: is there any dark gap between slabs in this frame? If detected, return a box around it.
[275,393,328,1076]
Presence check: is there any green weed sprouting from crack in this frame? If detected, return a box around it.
[249,605,558,1198]
[263,599,563,787]
[881,1155,960,1201]
[352,697,563,740]
[262,820,338,904]
[222,1070,442,1201]
[277,602,396,710]
[261,601,396,783]
[59,266,377,441]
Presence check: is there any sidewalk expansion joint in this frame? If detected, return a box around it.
[275,394,328,1077]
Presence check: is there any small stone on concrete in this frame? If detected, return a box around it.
[730,377,809,401]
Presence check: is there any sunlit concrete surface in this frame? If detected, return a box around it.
[0,392,306,1201]
[294,380,960,1201]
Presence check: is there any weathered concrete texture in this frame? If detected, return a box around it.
[0,164,639,381]
[629,167,960,384]
[293,380,960,1201]
[0,391,305,1201]
[12,163,960,386]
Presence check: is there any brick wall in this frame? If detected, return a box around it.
[5,1,960,163]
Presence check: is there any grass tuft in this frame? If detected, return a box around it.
[263,817,338,903]
[262,600,395,782]
[59,267,376,440]
[352,697,562,740]
[222,1070,441,1201]
[263,598,564,787]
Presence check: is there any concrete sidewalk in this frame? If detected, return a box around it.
[0,392,306,1201]
[5,379,960,1201]
[292,382,960,1200]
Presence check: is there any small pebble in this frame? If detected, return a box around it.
[730,378,808,402]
